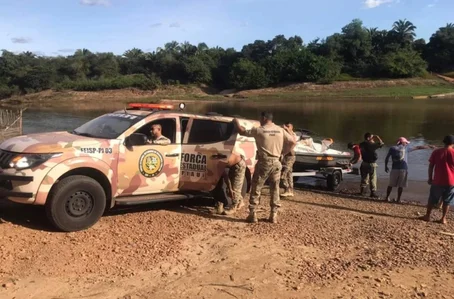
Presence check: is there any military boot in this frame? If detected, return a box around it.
[370,191,379,199]
[357,187,366,196]
[236,200,245,210]
[281,189,291,197]
[269,211,278,223]
[246,211,258,223]
[215,202,224,214]
[222,206,236,215]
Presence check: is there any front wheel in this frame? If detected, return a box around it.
[45,175,106,232]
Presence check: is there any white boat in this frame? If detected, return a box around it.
[293,130,352,171]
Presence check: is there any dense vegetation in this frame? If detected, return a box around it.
[1,19,453,99]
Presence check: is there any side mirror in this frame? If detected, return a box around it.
[125,133,148,147]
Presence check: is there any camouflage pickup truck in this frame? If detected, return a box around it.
[0,103,259,232]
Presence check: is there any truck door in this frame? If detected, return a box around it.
[116,116,181,197]
[179,118,235,192]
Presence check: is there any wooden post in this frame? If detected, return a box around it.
[0,108,24,142]
[19,109,23,135]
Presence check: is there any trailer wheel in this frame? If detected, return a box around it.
[327,171,342,191]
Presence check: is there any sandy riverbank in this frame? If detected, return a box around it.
[1,185,453,299]
[1,77,453,110]
[295,173,432,206]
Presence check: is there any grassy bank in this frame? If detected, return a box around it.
[1,77,454,108]
[240,85,454,99]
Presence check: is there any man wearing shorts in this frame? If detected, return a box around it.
[384,137,435,203]
[420,135,454,225]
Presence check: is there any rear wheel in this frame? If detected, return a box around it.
[45,175,106,232]
[327,171,342,191]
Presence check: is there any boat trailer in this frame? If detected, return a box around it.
[292,167,359,191]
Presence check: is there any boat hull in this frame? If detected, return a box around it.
[293,153,351,171]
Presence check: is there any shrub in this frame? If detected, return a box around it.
[56,74,162,91]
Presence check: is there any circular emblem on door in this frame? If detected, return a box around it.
[139,149,164,177]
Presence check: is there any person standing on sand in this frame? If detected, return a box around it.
[359,133,384,198]
[281,122,298,198]
[384,137,436,203]
[419,135,454,225]
[233,112,296,224]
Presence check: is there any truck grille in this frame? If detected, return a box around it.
[0,179,12,191]
[0,150,15,169]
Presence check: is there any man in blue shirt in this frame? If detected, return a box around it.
[385,137,435,203]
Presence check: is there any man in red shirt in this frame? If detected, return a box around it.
[348,142,362,167]
[420,135,454,224]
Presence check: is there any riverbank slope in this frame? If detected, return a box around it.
[1,187,453,298]
[1,77,454,109]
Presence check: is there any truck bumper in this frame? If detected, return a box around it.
[0,173,35,203]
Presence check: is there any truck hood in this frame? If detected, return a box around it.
[0,131,108,153]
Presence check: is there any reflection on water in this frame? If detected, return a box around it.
[19,97,454,182]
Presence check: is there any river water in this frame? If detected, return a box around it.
[18,97,454,184]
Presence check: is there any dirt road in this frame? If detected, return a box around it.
[1,187,454,299]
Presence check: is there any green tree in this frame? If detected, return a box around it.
[390,19,417,46]
[229,58,268,89]
[90,52,119,78]
[182,56,212,84]
[425,24,454,72]
[2,18,454,99]
[380,49,427,78]
[413,38,426,55]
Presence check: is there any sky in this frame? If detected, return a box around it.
[0,0,452,56]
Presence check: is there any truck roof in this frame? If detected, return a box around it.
[114,102,247,122]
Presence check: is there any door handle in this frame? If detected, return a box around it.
[166,153,179,157]
[211,154,227,159]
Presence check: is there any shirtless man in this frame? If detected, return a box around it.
[147,124,171,145]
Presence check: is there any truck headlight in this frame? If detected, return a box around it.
[9,153,62,170]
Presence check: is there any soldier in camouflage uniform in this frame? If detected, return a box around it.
[227,153,247,209]
[281,122,298,197]
[216,153,247,215]
[147,124,171,144]
[234,112,296,223]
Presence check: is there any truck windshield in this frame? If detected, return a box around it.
[70,113,144,139]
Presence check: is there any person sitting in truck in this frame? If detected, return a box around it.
[147,124,171,145]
